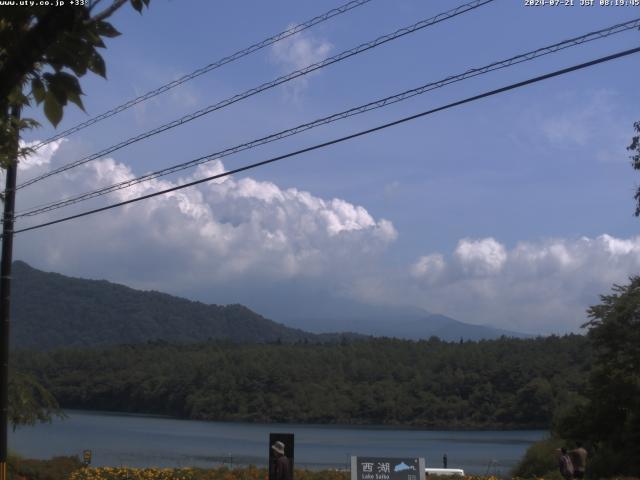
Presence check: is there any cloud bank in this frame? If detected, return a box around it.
[10,140,640,334]
[408,236,640,333]
[13,139,395,303]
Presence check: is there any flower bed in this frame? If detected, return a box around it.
[69,466,346,480]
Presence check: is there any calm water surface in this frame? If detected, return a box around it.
[10,410,545,476]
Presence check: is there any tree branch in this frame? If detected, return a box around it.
[89,0,128,24]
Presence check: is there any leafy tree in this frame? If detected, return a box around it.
[7,371,62,430]
[556,277,640,476]
[1,0,150,428]
[515,377,554,425]
[0,0,150,166]
[631,121,640,216]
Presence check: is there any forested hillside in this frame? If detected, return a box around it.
[16,335,589,429]
[11,261,520,348]
[11,261,356,349]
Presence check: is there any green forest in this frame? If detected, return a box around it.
[16,334,589,429]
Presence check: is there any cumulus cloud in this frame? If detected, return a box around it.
[454,238,507,276]
[408,235,640,334]
[270,25,332,96]
[18,139,65,170]
[13,140,396,304]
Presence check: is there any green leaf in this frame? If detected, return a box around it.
[95,20,121,38]
[43,73,68,106]
[46,72,85,112]
[67,90,85,112]
[62,41,93,77]
[17,118,40,132]
[130,0,143,12]
[85,29,106,48]
[53,71,83,95]
[87,51,106,78]
[44,92,63,127]
[7,88,28,107]
[67,58,88,77]
[44,42,81,75]
[31,77,46,104]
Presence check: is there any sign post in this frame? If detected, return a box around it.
[351,457,425,480]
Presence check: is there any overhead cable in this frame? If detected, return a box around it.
[14,17,640,219]
[30,0,374,151]
[11,45,640,236]
[17,0,495,190]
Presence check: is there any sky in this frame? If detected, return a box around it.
[8,0,640,334]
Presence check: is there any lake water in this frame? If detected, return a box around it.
[9,410,545,476]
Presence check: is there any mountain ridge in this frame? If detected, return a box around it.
[279,307,530,341]
[11,261,528,349]
[11,260,359,349]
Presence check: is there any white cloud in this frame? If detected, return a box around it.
[454,237,507,276]
[18,139,65,170]
[270,25,332,96]
[14,140,396,300]
[408,235,640,334]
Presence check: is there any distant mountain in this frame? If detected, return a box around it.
[10,261,361,350]
[277,303,531,341]
[10,261,527,350]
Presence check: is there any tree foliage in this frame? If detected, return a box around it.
[511,437,565,479]
[15,335,589,429]
[631,121,640,216]
[0,0,150,167]
[7,370,63,430]
[555,277,640,477]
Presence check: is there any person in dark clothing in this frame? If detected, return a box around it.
[443,454,447,469]
[272,441,292,480]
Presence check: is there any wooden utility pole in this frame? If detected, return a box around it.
[0,105,20,480]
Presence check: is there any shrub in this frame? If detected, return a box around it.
[8,454,83,480]
[511,437,564,479]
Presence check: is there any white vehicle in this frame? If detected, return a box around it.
[424,468,465,476]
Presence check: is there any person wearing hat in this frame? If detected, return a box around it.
[271,441,292,480]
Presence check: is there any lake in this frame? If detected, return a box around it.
[9,410,545,476]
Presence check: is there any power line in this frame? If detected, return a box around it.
[10,46,640,237]
[14,17,640,219]
[30,0,374,151]
[17,0,496,190]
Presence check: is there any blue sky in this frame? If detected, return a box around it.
[12,0,640,334]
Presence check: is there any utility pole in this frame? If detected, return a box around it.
[0,105,20,480]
